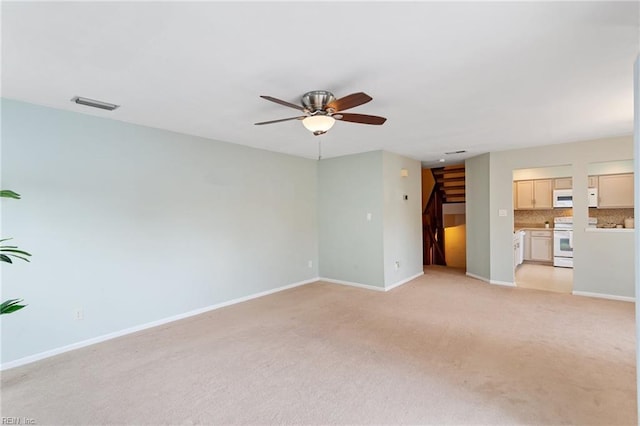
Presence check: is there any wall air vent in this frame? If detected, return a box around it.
[71,96,120,111]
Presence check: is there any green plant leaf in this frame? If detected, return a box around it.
[4,254,30,262]
[0,242,32,263]
[0,190,21,199]
[0,253,31,262]
[1,247,31,252]
[0,248,32,256]
[1,299,26,314]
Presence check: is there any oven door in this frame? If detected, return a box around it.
[554,230,573,258]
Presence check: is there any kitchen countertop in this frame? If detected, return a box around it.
[514,224,553,233]
[586,227,634,233]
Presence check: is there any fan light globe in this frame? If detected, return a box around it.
[302,115,335,135]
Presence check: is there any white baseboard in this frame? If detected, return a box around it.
[0,277,319,371]
[465,272,515,287]
[320,271,424,292]
[490,280,516,287]
[572,291,635,303]
[385,271,424,291]
[319,277,386,292]
[466,272,490,283]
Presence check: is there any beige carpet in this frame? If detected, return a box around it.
[1,267,636,425]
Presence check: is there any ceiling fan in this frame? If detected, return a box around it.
[255,91,387,136]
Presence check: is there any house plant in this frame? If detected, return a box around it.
[1,190,31,314]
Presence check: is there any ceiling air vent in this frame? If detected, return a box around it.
[445,150,467,155]
[71,96,119,111]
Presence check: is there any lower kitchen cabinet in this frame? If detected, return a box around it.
[530,230,553,262]
[523,231,531,260]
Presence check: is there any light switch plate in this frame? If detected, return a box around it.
[498,209,508,217]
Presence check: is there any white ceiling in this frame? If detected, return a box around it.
[2,2,638,166]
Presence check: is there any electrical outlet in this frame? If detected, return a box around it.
[366,213,372,221]
[75,309,84,320]
[308,260,313,268]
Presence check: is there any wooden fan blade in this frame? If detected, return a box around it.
[260,95,305,111]
[255,116,306,125]
[335,113,386,125]
[326,92,372,112]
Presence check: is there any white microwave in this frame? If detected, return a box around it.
[553,189,573,208]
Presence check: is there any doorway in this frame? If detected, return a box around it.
[512,165,574,293]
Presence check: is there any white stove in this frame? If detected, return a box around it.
[553,217,597,268]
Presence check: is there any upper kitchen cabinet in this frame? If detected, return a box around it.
[597,173,634,208]
[554,177,572,190]
[588,160,634,209]
[515,179,553,210]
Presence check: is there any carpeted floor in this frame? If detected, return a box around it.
[1,266,636,425]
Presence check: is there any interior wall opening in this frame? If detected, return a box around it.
[512,164,574,293]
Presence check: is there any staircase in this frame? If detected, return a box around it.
[431,164,466,204]
[423,164,465,266]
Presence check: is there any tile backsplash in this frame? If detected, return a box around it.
[514,208,634,227]
[588,208,634,227]
[514,208,572,226]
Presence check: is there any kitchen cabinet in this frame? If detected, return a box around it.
[530,230,553,262]
[523,231,531,260]
[514,179,553,210]
[513,231,525,269]
[588,176,598,188]
[554,177,572,190]
[597,173,634,208]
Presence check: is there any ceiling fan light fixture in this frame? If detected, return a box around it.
[302,115,335,136]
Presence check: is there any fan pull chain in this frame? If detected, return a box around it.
[318,139,322,160]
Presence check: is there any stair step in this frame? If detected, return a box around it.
[440,179,465,188]
[445,196,466,203]
[443,188,466,195]
[438,176,465,181]
[432,166,465,175]
[433,171,465,179]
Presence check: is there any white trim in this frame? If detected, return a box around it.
[466,272,490,283]
[572,291,635,303]
[319,277,386,292]
[490,280,516,287]
[465,272,515,287]
[0,277,319,371]
[385,271,424,291]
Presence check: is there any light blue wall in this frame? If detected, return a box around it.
[317,150,423,288]
[318,151,385,287]
[465,153,491,280]
[1,99,319,363]
[382,151,423,286]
